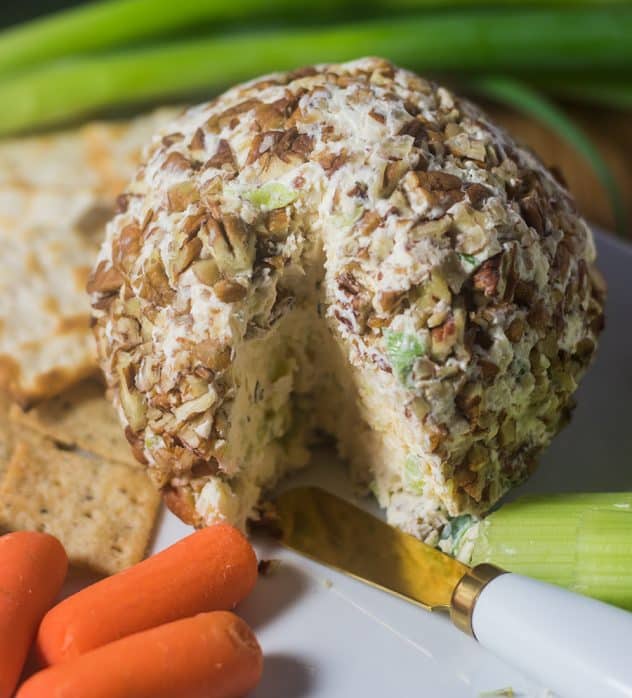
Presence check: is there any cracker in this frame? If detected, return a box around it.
[0,109,178,405]
[0,434,160,575]
[0,391,13,480]
[10,379,139,468]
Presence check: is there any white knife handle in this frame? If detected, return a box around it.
[470,570,632,698]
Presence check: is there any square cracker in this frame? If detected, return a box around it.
[0,434,160,575]
[0,391,13,479]
[0,109,178,405]
[9,379,139,468]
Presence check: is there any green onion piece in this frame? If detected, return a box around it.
[0,8,631,136]
[245,182,298,210]
[574,509,632,610]
[404,456,425,494]
[441,513,475,557]
[470,76,627,235]
[471,493,632,608]
[384,330,425,384]
[458,252,478,267]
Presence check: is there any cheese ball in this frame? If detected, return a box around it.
[89,58,604,541]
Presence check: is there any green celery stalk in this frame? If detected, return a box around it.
[0,7,630,136]
[574,510,632,610]
[470,77,627,235]
[471,493,632,609]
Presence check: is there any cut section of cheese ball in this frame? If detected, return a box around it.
[90,58,604,541]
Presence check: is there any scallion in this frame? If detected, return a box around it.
[0,8,630,136]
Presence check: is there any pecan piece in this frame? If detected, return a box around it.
[213,279,247,303]
[430,314,457,361]
[506,318,525,343]
[318,149,348,175]
[191,259,220,286]
[205,139,236,170]
[87,261,124,294]
[479,360,499,380]
[206,98,261,133]
[167,181,199,212]
[161,151,192,173]
[113,222,143,271]
[409,170,464,211]
[189,128,205,151]
[398,118,427,146]
[520,192,545,235]
[205,215,255,275]
[465,183,492,209]
[139,253,175,306]
[171,237,202,277]
[266,208,290,237]
[253,97,293,130]
[472,256,500,297]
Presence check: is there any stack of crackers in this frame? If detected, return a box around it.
[0,109,177,575]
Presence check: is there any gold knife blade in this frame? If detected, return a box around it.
[272,486,473,612]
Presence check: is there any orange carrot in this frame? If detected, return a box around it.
[37,523,257,665]
[18,610,263,698]
[0,531,68,698]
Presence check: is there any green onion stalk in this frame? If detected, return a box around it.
[0,0,628,78]
[0,8,630,137]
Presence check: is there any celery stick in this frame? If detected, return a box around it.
[574,510,632,611]
[471,500,581,586]
[0,7,631,136]
[471,493,632,608]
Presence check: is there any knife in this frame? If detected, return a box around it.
[271,487,632,698]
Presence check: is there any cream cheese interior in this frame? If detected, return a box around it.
[194,241,449,540]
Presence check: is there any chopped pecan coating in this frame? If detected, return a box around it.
[90,58,603,539]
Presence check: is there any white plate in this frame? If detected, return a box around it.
[65,230,632,698]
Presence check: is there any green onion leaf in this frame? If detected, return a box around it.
[245,182,298,211]
[458,252,478,267]
[384,330,425,384]
[404,456,424,495]
[1,8,632,136]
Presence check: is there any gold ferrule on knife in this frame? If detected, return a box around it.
[450,563,507,637]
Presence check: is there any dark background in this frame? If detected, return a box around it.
[0,1,84,28]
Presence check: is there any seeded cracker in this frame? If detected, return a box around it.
[9,379,139,468]
[0,109,178,405]
[0,434,160,575]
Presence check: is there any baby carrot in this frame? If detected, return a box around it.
[18,611,263,698]
[37,523,258,665]
[0,531,68,698]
